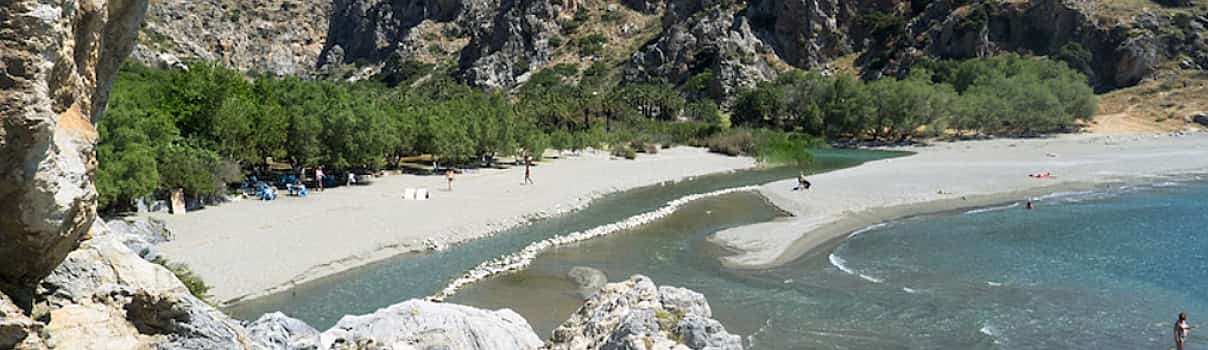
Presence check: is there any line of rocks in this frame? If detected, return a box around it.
[430,186,760,302]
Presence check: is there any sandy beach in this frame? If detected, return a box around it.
[151,147,755,304]
[711,132,1208,269]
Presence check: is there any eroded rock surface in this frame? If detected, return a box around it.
[0,0,149,301]
[36,221,257,350]
[546,275,742,350]
[320,299,543,350]
[131,0,331,76]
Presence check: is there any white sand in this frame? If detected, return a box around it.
[151,147,754,304]
[711,133,1208,269]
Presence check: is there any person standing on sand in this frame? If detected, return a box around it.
[315,166,325,192]
[1177,312,1197,350]
[446,169,454,191]
[524,155,534,185]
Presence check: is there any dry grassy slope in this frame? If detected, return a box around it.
[1091,68,1208,133]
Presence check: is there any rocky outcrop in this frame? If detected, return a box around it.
[107,216,173,259]
[247,312,321,350]
[456,0,563,88]
[0,0,148,301]
[0,293,45,350]
[35,221,258,349]
[625,0,776,102]
[320,299,543,350]
[879,0,1208,90]
[131,0,331,76]
[546,275,742,350]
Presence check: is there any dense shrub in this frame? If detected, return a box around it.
[733,54,1097,140]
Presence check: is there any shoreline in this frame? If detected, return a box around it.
[711,133,1208,270]
[150,147,757,304]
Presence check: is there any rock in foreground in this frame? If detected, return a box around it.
[547,275,742,350]
[320,300,543,350]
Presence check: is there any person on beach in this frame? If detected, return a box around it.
[1025,199,1033,210]
[523,155,534,185]
[446,169,455,191]
[315,166,325,192]
[796,172,811,191]
[1176,312,1197,350]
[347,172,357,185]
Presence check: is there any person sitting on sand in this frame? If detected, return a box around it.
[796,172,811,191]
[446,169,455,191]
[1177,312,1197,350]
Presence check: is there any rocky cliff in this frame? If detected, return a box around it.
[129,0,1206,98]
[130,0,331,76]
[872,0,1208,91]
[0,0,148,304]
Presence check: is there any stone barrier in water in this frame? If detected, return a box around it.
[429,186,761,301]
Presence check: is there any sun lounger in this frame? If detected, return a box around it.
[404,188,416,200]
[416,188,429,200]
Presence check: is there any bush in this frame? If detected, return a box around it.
[612,145,637,159]
[151,257,211,301]
[577,33,607,57]
[703,130,755,156]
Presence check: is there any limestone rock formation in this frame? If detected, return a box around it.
[320,299,543,350]
[625,0,777,102]
[0,0,149,301]
[0,293,45,350]
[131,0,331,76]
[456,0,563,88]
[36,221,258,350]
[107,216,173,259]
[880,0,1208,90]
[247,312,321,350]
[546,275,742,350]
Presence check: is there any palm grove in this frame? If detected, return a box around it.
[97,54,1096,212]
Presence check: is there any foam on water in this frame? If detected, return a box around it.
[828,253,884,284]
[964,202,1020,215]
[847,223,888,238]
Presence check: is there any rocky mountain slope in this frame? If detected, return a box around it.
[131,0,1206,98]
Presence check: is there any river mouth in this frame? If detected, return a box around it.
[224,149,903,329]
[452,179,1208,349]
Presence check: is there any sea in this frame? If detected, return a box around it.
[228,151,1208,350]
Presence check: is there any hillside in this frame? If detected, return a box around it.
[130,0,1207,130]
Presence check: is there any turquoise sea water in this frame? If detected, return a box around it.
[454,180,1208,350]
[230,148,1208,349]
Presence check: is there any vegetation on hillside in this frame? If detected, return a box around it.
[731,54,1097,141]
[97,53,1096,213]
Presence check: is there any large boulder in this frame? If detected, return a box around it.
[568,266,609,299]
[320,299,543,350]
[546,275,742,350]
[0,0,148,301]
